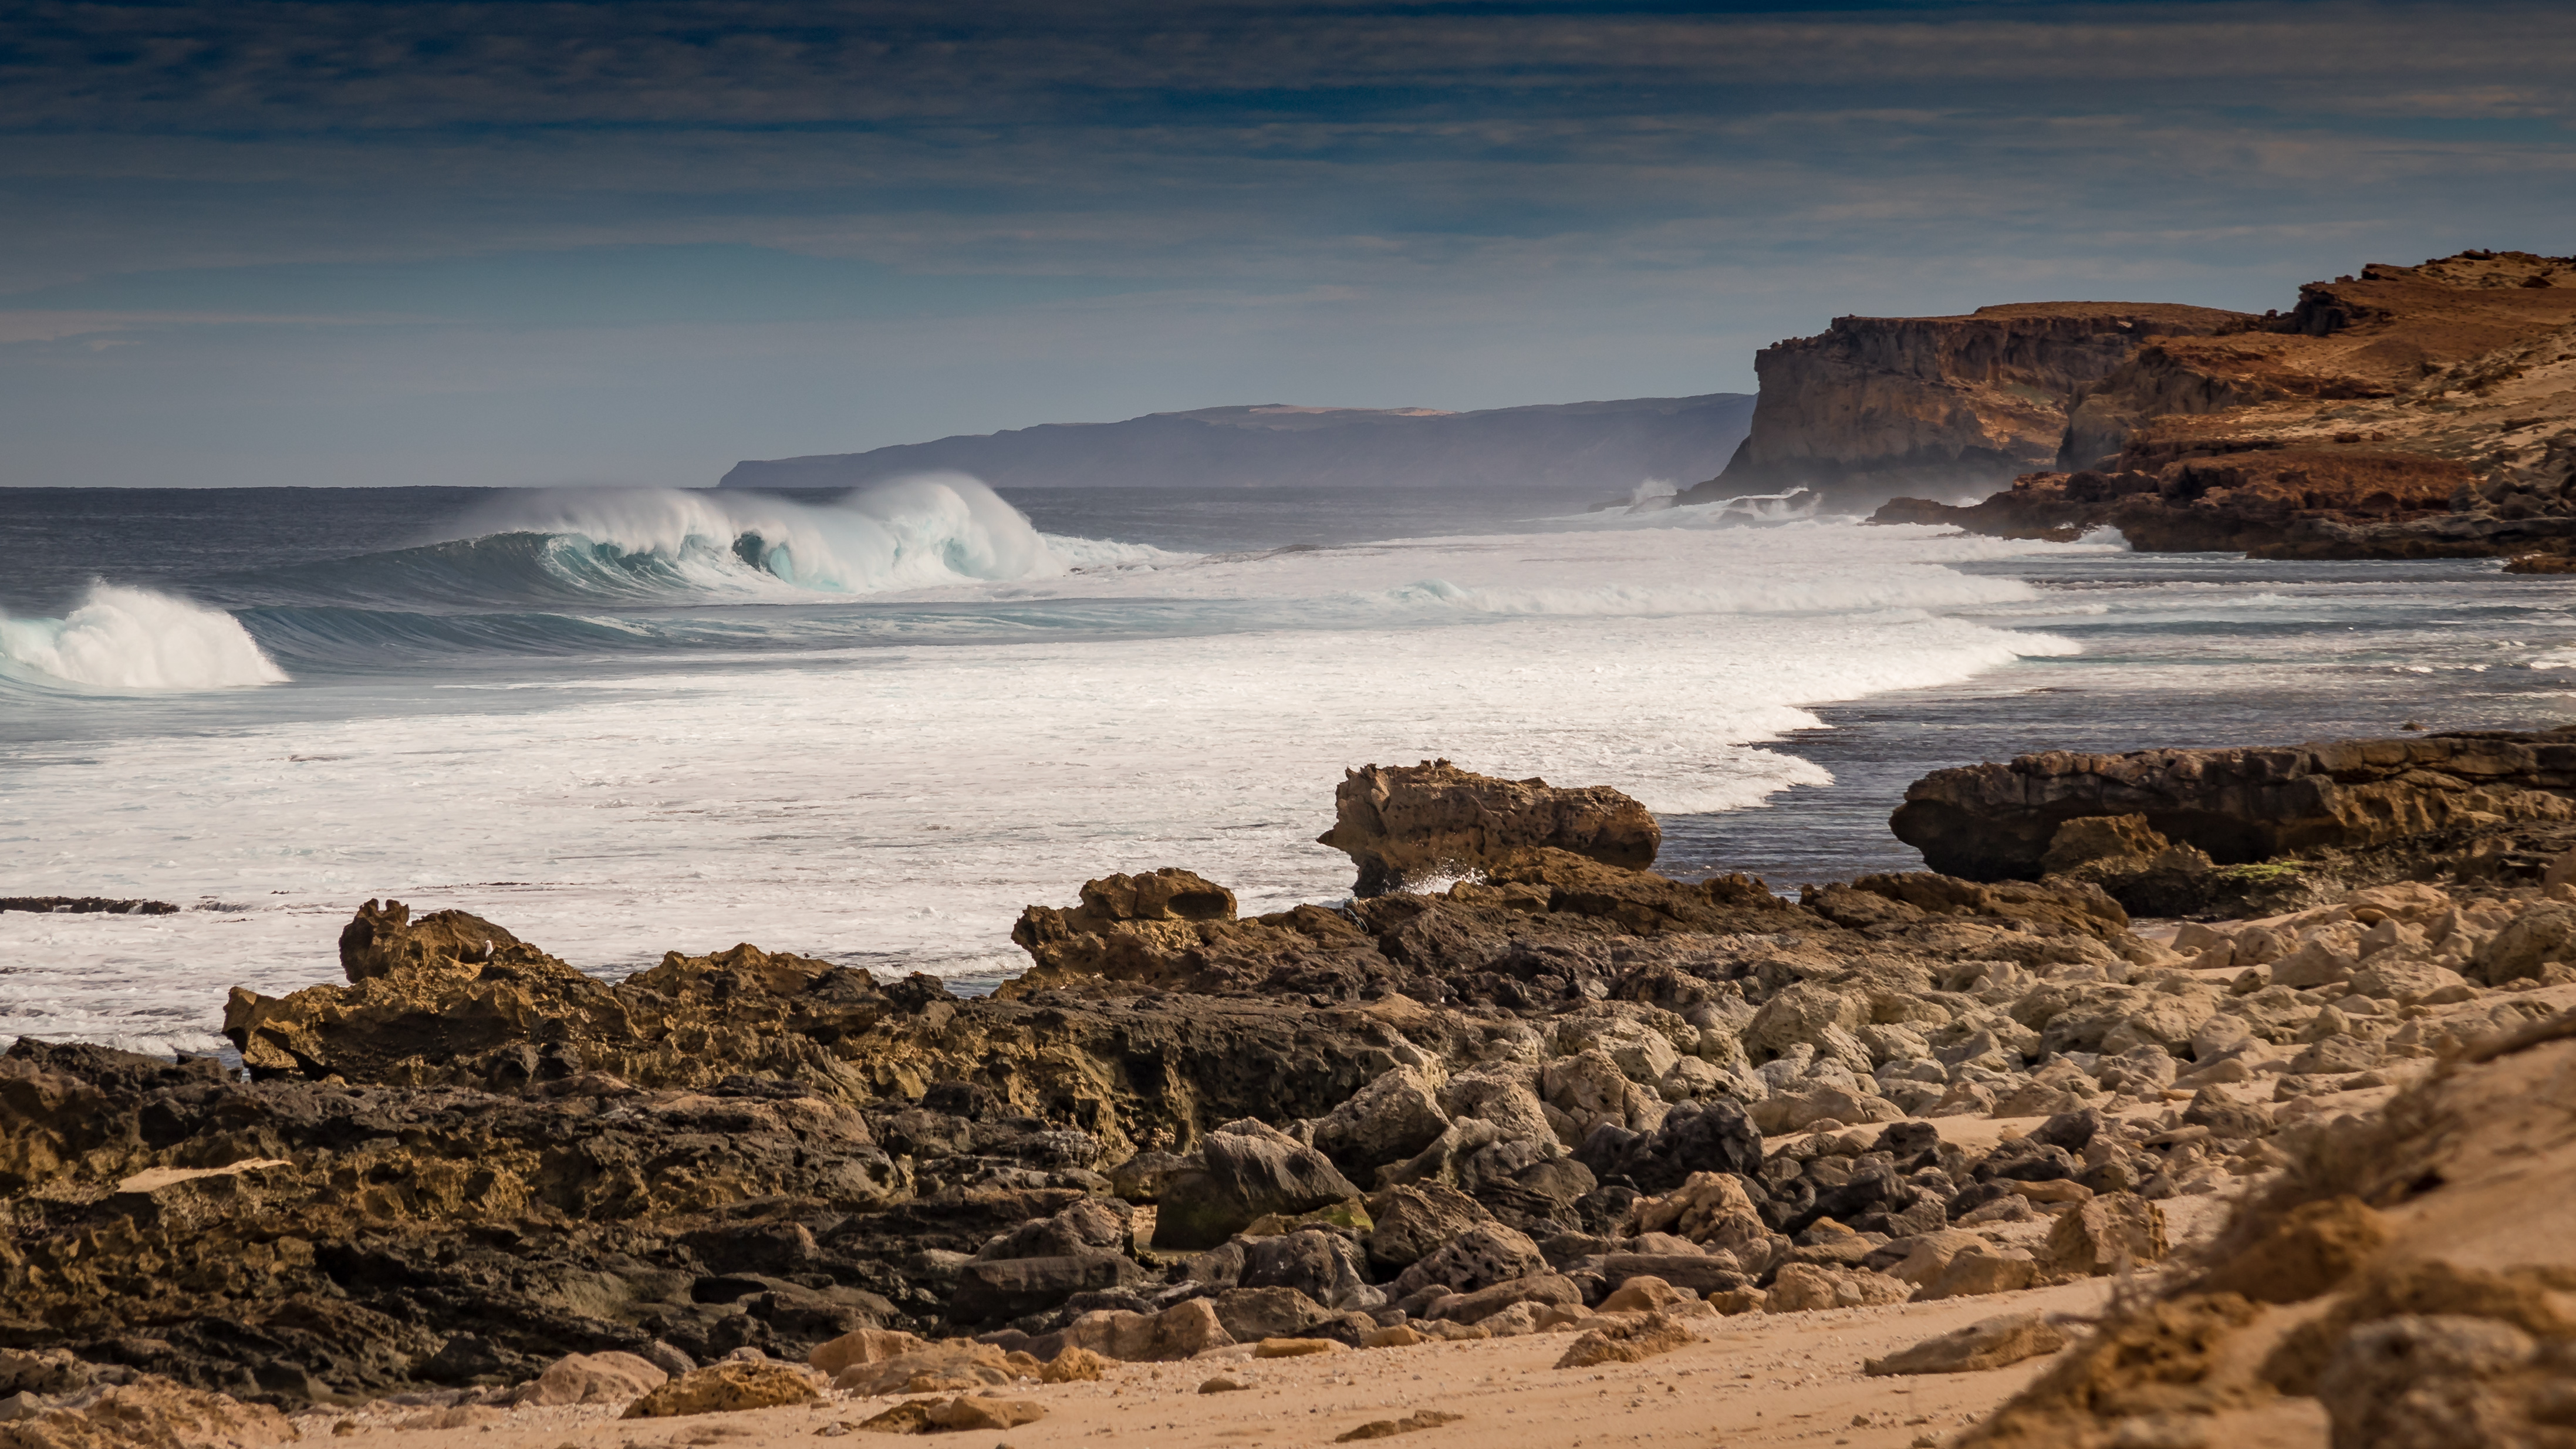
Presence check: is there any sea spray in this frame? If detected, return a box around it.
[0,585,286,690]
[463,474,1100,595]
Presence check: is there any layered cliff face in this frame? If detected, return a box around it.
[1876,250,2576,559]
[1681,302,2251,509]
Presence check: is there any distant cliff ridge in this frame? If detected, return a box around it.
[1681,302,2253,509]
[721,394,1755,492]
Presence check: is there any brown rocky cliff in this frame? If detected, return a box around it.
[2063,249,2576,471]
[1876,249,2576,559]
[1682,302,2252,509]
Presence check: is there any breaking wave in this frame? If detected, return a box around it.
[223,475,1174,612]
[0,586,288,691]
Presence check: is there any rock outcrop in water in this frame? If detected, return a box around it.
[1676,302,2253,510]
[0,897,178,915]
[1893,728,2576,883]
[18,756,2576,1444]
[1873,250,2576,560]
[1316,759,1664,894]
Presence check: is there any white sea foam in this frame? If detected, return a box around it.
[0,516,2086,1048]
[0,585,286,690]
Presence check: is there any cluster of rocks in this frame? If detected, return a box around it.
[1965,1009,2576,1446]
[7,749,2576,1437]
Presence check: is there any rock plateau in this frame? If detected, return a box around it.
[1869,249,2576,562]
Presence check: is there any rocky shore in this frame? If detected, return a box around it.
[12,748,2576,1447]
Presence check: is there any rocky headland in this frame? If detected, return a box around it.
[1676,302,2251,510]
[12,750,2576,1447]
[1866,250,2576,563]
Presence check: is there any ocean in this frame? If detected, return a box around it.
[5,478,2574,1059]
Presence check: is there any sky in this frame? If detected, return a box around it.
[2,0,2572,489]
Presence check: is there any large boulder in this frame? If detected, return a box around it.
[1311,1066,1451,1179]
[2473,903,2576,985]
[1210,1286,1333,1342]
[1317,760,1662,895]
[1240,1230,1380,1311]
[2042,1193,2169,1277]
[973,1199,1130,1262]
[1151,1121,1363,1251]
[1364,1183,1495,1274]
[948,1253,1147,1326]
[1389,1222,1548,1301]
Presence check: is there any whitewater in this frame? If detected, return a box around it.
[6,476,2576,1058]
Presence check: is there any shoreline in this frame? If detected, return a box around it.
[12,738,2576,1448]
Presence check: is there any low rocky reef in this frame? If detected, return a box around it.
[1895,727,2576,901]
[9,752,2576,1444]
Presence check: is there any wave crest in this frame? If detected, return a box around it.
[455,474,1145,598]
[0,586,288,690]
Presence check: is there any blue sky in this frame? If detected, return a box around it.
[3,0,2572,488]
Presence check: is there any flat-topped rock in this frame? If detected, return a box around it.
[1318,759,1662,895]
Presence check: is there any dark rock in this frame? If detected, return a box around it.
[0,896,179,916]
[973,1199,1129,1262]
[2031,1108,2107,1152]
[1801,1165,1918,1238]
[1184,1241,1247,1291]
[1574,1099,1762,1193]
[747,1286,877,1340]
[948,1254,1148,1328]
[1240,1230,1376,1310]
[1210,1286,1332,1342]
[1364,1184,1495,1274]
[1871,1121,1942,1161]
[1974,1139,2079,1183]
[681,1222,821,1276]
[1151,1122,1363,1251]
